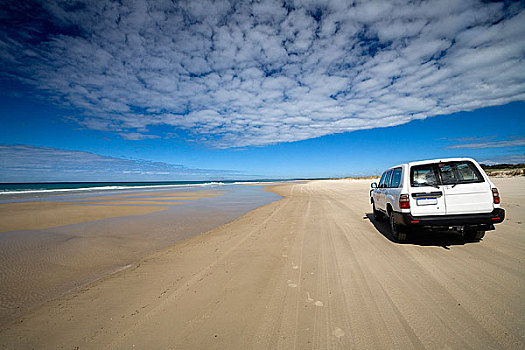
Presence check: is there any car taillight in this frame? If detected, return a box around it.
[492,188,500,204]
[399,194,410,209]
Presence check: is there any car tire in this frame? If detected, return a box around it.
[465,230,485,241]
[390,213,407,242]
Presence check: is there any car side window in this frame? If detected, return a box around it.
[378,172,387,188]
[390,168,402,187]
[384,170,393,188]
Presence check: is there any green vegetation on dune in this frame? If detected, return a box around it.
[480,163,525,170]
[480,163,525,177]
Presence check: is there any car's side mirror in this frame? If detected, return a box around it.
[371,182,377,188]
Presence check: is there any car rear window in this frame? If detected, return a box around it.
[437,161,484,185]
[411,165,439,187]
[411,161,484,187]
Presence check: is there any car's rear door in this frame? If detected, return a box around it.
[436,161,494,214]
[409,163,446,216]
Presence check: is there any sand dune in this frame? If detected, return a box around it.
[0,178,523,349]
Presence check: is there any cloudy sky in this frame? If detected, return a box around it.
[1,0,524,181]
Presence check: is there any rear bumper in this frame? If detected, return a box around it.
[393,208,505,229]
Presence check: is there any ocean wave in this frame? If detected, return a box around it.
[0,182,228,195]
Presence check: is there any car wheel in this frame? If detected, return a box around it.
[390,213,406,242]
[465,230,485,241]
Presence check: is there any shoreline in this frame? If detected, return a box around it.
[0,180,292,197]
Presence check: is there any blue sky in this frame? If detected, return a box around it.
[0,0,524,181]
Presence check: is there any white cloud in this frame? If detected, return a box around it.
[479,154,525,165]
[1,0,524,148]
[0,145,242,182]
[119,133,160,141]
[447,137,525,149]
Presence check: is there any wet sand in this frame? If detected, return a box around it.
[71,200,185,205]
[0,186,278,328]
[0,178,524,349]
[0,191,221,233]
[77,192,220,200]
[0,201,167,233]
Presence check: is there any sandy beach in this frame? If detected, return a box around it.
[0,186,278,328]
[0,178,524,349]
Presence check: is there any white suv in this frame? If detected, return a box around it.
[370,158,505,242]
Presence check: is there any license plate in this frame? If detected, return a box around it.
[416,197,438,206]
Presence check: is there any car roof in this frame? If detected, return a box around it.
[388,157,477,169]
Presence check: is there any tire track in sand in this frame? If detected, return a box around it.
[105,197,291,350]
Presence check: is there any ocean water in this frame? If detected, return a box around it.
[0,180,286,195]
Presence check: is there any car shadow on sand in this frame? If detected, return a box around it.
[364,213,482,249]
